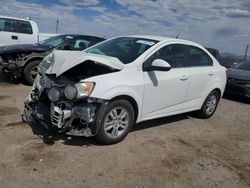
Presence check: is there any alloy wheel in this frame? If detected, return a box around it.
[104,107,129,138]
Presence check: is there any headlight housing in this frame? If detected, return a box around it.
[48,82,95,102]
[38,55,52,74]
[75,82,95,99]
[64,85,77,100]
[48,87,60,102]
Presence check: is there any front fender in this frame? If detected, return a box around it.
[86,68,144,122]
[91,85,143,122]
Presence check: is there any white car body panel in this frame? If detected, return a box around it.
[18,20,39,44]
[142,68,189,118]
[85,66,144,122]
[0,30,20,45]
[45,50,125,76]
[43,35,226,123]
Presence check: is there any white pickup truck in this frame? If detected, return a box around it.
[0,15,56,46]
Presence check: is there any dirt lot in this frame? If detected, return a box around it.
[0,75,250,188]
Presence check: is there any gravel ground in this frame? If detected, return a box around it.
[0,74,250,188]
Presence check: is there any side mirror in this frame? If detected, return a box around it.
[143,59,171,72]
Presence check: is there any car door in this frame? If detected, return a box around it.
[0,18,19,46]
[184,45,215,110]
[16,20,35,44]
[142,43,190,120]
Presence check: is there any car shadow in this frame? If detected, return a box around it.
[223,93,250,104]
[29,122,101,147]
[132,113,189,132]
[28,113,190,147]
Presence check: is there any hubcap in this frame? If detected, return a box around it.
[104,107,129,138]
[30,66,38,80]
[205,95,217,115]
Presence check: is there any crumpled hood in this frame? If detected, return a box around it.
[0,44,50,54]
[45,50,125,77]
[227,68,250,81]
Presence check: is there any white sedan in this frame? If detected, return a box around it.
[23,35,227,144]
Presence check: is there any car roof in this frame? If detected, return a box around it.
[119,35,202,47]
[124,35,172,41]
[0,15,35,23]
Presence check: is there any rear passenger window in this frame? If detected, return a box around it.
[188,46,213,67]
[0,18,16,32]
[149,44,186,68]
[17,20,33,34]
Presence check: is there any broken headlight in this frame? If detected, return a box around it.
[48,87,60,102]
[75,82,95,99]
[64,85,77,100]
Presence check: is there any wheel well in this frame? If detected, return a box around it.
[24,57,43,68]
[213,88,222,97]
[110,95,139,123]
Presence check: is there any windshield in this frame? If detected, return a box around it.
[40,35,74,47]
[85,37,158,64]
[236,63,250,71]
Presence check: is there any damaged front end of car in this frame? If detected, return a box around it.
[23,75,107,136]
[0,53,27,79]
[22,50,124,137]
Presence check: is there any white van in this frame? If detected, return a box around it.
[0,16,56,46]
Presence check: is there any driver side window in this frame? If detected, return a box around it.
[149,44,186,68]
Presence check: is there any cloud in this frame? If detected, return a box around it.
[223,8,250,18]
[0,0,249,55]
[60,0,99,7]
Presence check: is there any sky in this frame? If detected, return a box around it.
[0,0,249,55]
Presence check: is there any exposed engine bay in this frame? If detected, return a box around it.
[1,52,30,78]
[58,60,118,81]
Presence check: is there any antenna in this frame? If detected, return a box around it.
[176,28,184,39]
[242,43,249,63]
[56,18,59,34]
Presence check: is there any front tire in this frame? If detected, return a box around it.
[95,99,134,144]
[197,90,220,118]
[23,60,40,85]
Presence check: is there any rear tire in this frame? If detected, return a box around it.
[95,99,134,145]
[23,60,41,85]
[197,90,220,119]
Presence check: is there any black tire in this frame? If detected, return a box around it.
[23,60,41,85]
[95,99,134,145]
[197,90,220,119]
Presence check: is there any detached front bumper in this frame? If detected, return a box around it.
[22,75,105,137]
[23,99,98,136]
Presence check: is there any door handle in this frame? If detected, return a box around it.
[180,75,189,81]
[11,35,18,40]
[208,71,214,76]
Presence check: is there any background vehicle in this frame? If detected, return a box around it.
[206,47,236,68]
[23,36,226,144]
[0,34,105,85]
[225,63,250,98]
[0,15,56,46]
